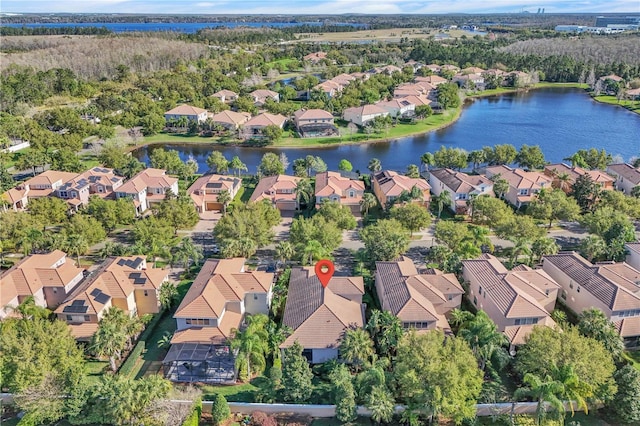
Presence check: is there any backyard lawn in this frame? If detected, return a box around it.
[201,380,260,402]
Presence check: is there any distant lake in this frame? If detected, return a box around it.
[133,88,640,174]
[0,21,364,33]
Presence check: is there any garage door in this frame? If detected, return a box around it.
[276,201,296,211]
[206,202,222,211]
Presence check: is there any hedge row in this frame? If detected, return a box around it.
[181,397,202,426]
[117,340,145,377]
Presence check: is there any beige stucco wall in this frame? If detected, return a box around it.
[134,289,160,315]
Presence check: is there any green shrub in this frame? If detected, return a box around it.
[117,340,145,377]
[211,393,230,425]
[181,397,202,426]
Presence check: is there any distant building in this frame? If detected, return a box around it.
[164,104,208,124]
[240,113,286,140]
[342,105,389,126]
[606,163,640,195]
[428,168,493,215]
[544,163,614,193]
[115,168,179,215]
[484,165,551,209]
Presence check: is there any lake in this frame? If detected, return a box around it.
[1,21,364,33]
[132,88,640,175]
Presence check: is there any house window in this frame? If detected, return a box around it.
[545,289,550,296]
[473,296,477,305]
[186,319,211,326]
[515,318,539,326]
[71,192,77,197]
[519,189,528,195]
[254,294,258,300]
[144,290,148,296]
[53,288,58,294]
[59,191,68,197]
[84,315,90,322]
[478,286,483,295]
[66,315,73,321]
[447,294,453,301]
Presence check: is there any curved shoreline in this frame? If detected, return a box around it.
[127,83,591,153]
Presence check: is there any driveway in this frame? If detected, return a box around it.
[273,211,295,241]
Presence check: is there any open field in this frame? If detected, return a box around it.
[292,27,474,43]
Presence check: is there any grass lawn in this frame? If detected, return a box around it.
[131,310,177,379]
[85,360,109,385]
[312,418,373,426]
[201,381,260,402]
[623,350,640,371]
[593,95,640,114]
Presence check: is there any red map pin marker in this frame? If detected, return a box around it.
[315,259,335,288]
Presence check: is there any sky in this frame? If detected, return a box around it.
[1,0,639,15]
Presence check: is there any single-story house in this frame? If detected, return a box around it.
[240,113,287,140]
[376,98,416,118]
[210,110,251,130]
[211,90,238,103]
[164,104,208,124]
[342,105,389,126]
[250,89,279,106]
[293,109,337,138]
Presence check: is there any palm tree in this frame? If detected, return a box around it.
[62,233,89,267]
[458,311,508,371]
[366,385,395,424]
[420,152,434,173]
[432,191,452,220]
[339,328,375,371]
[553,364,592,417]
[91,307,129,372]
[229,156,248,177]
[468,150,486,171]
[217,190,232,215]
[11,296,51,320]
[491,174,509,200]
[514,373,565,425]
[275,241,294,264]
[556,172,572,192]
[295,179,314,210]
[466,225,494,252]
[510,238,532,267]
[360,192,378,216]
[448,308,474,333]
[237,237,257,259]
[563,153,586,168]
[158,281,178,311]
[302,240,328,265]
[230,315,268,380]
[368,158,382,174]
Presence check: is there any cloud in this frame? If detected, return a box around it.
[2,0,637,14]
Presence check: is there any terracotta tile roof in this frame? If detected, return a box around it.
[377,98,414,109]
[304,52,327,62]
[249,174,301,204]
[2,186,28,204]
[543,252,640,311]
[486,165,551,191]
[281,267,365,349]
[373,170,430,197]
[188,174,241,206]
[174,258,273,320]
[415,75,447,85]
[293,108,333,122]
[250,89,279,99]
[171,310,242,345]
[462,254,554,318]
[607,163,640,185]
[68,323,99,341]
[24,170,77,188]
[343,104,388,117]
[1,250,84,297]
[117,168,177,194]
[165,104,207,116]
[210,110,251,127]
[401,95,432,106]
[243,113,286,128]
[504,316,557,345]
[0,277,18,307]
[315,171,365,200]
[545,163,614,186]
[375,257,462,328]
[599,74,623,82]
[430,168,492,194]
[615,316,640,338]
[462,66,486,74]
[212,89,238,98]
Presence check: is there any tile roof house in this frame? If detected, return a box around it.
[314,171,365,213]
[606,163,640,195]
[249,174,301,211]
[115,168,179,215]
[210,110,251,130]
[462,254,561,347]
[375,257,464,333]
[376,98,416,118]
[428,168,494,215]
[293,109,338,138]
[55,256,168,340]
[626,242,640,271]
[164,258,274,383]
[281,267,365,364]
[485,165,551,209]
[453,73,485,89]
[372,170,430,208]
[400,95,433,107]
[250,89,279,106]
[331,73,357,87]
[414,75,448,86]
[55,167,125,211]
[303,51,328,64]
[164,104,208,124]
[240,113,287,140]
[0,250,85,316]
[544,163,615,193]
[342,104,389,126]
[211,89,238,103]
[314,80,345,98]
[187,174,242,213]
[2,170,77,211]
[542,252,640,341]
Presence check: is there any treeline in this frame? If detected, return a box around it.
[0,26,112,36]
[409,37,640,82]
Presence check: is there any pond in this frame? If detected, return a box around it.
[132,88,640,174]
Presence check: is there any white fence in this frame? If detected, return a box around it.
[1,141,30,153]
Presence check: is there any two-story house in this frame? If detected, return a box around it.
[211,90,238,104]
[250,89,279,107]
[485,165,551,209]
[0,250,85,316]
[428,168,494,215]
[314,80,345,99]
[249,174,302,211]
[462,254,561,348]
[210,110,251,131]
[375,257,464,333]
[293,109,337,138]
[376,98,416,118]
[315,171,365,214]
[626,243,640,271]
[239,113,287,140]
[542,252,640,344]
[606,163,640,195]
[115,168,179,215]
[54,167,125,211]
[187,174,242,213]
[2,170,77,211]
[164,104,208,124]
[415,75,448,87]
[163,258,274,383]
[281,267,365,364]
[372,170,431,208]
[544,163,614,193]
[342,105,389,126]
[55,256,168,340]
